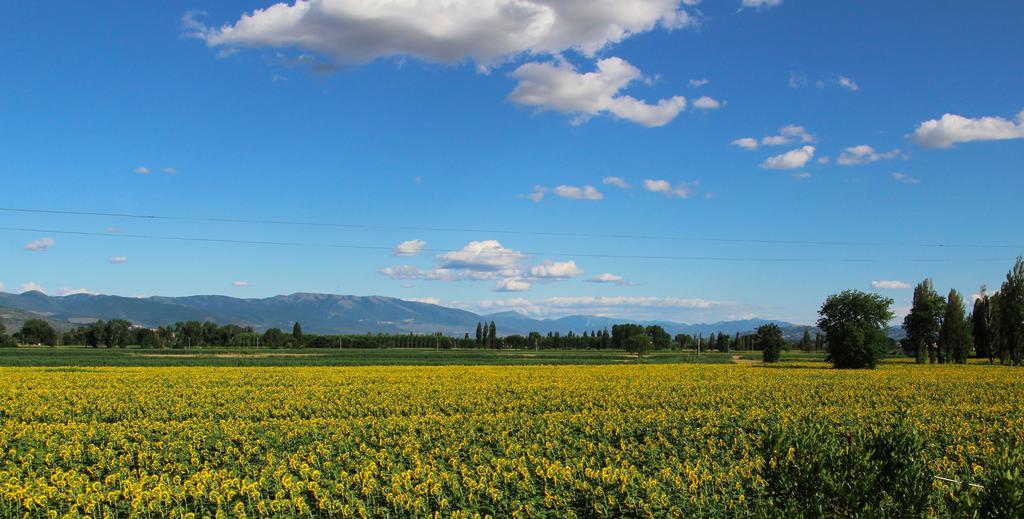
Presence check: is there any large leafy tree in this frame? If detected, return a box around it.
[625,333,653,358]
[755,323,785,363]
[903,279,945,364]
[17,319,58,346]
[644,325,671,350]
[939,289,972,364]
[818,290,894,369]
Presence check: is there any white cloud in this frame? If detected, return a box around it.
[392,239,427,257]
[19,282,47,294]
[688,78,708,88]
[838,75,859,91]
[108,256,128,264]
[761,146,815,170]
[493,278,531,292]
[405,297,441,305]
[509,57,686,127]
[438,240,524,272]
[759,125,814,146]
[871,280,911,290]
[837,145,900,165]
[190,0,695,68]
[25,238,55,251]
[602,176,630,189]
[529,260,583,279]
[817,156,830,164]
[232,280,250,287]
[731,137,759,150]
[741,0,783,9]
[586,272,634,285]
[892,172,920,185]
[162,167,178,174]
[692,96,721,110]
[642,178,692,198]
[553,184,603,200]
[526,185,547,202]
[457,295,729,320]
[0,282,4,291]
[911,111,1024,149]
[134,166,150,174]
[58,288,93,296]
[791,172,812,180]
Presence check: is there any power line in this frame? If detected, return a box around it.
[0,226,1015,264]
[0,206,1019,249]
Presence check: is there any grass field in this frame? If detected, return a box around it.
[0,346,829,367]
[0,359,1021,517]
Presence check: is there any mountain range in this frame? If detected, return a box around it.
[0,290,810,338]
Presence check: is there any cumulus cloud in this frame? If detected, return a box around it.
[760,125,814,146]
[134,166,150,174]
[509,57,686,127]
[731,137,759,150]
[837,145,900,165]
[911,111,1024,149]
[642,178,693,198]
[838,75,859,91]
[871,280,911,290]
[761,146,815,170]
[19,282,47,294]
[602,176,630,188]
[892,172,920,185]
[392,239,427,257]
[108,256,128,264]
[188,0,695,67]
[232,280,250,287]
[526,185,547,202]
[553,184,603,200]
[692,96,722,110]
[25,238,55,251]
[529,260,583,279]
[438,240,524,272]
[688,78,708,88]
[493,278,531,292]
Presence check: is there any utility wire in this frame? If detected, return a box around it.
[0,226,1015,264]
[0,207,1019,249]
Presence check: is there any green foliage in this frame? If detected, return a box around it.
[904,279,945,364]
[997,256,1024,365]
[939,289,972,364]
[262,327,287,348]
[16,319,58,346]
[756,421,934,517]
[611,323,645,348]
[624,333,653,357]
[644,325,671,349]
[292,321,303,344]
[818,290,894,369]
[974,287,994,361]
[756,323,785,363]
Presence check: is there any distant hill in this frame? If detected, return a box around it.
[0,291,808,337]
[0,305,77,332]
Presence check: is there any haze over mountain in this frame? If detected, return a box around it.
[0,291,806,337]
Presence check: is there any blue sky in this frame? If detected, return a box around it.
[2,0,1022,324]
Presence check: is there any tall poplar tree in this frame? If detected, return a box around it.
[939,289,972,364]
[972,286,992,361]
[903,279,944,364]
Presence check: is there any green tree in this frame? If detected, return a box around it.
[818,290,894,369]
[475,322,483,345]
[262,327,286,349]
[611,324,645,348]
[939,289,972,364]
[645,325,671,350]
[105,319,132,348]
[997,257,1024,365]
[488,321,497,348]
[292,321,303,347]
[972,287,993,362]
[625,333,653,358]
[17,319,58,346]
[756,323,785,363]
[799,328,812,352]
[903,279,945,364]
[0,322,14,348]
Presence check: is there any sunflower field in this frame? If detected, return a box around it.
[0,363,1021,517]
